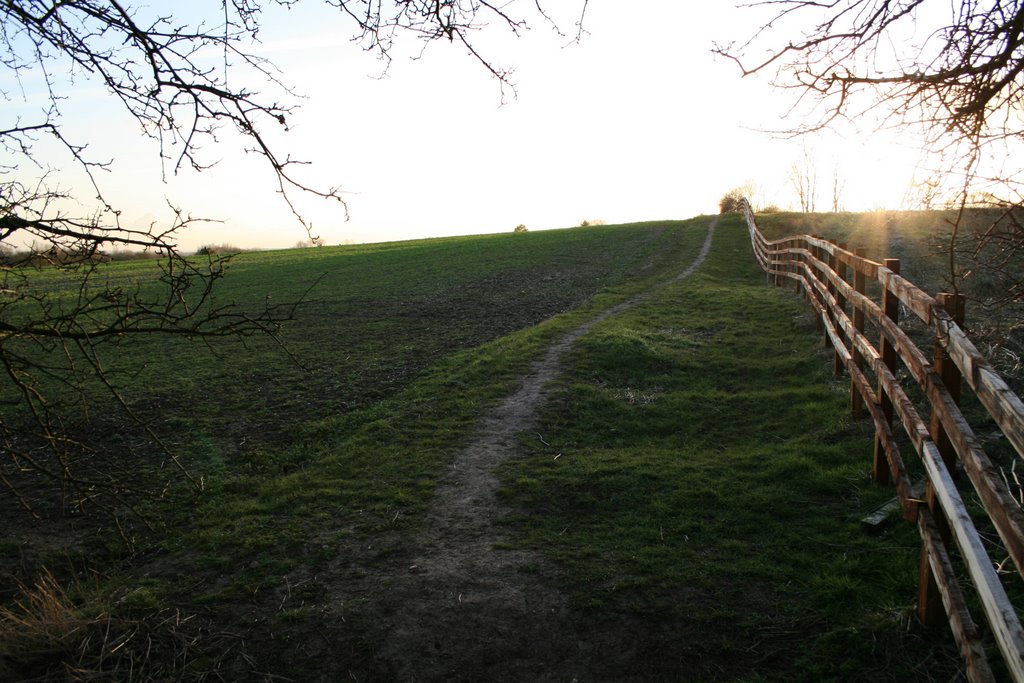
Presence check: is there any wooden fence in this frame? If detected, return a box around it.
[741,199,1024,681]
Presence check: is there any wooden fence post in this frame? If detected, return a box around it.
[873,258,901,485]
[799,238,808,297]
[794,244,800,293]
[824,241,836,350]
[918,292,966,627]
[812,236,824,334]
[784,247,790,289]
[832,243,848,377]
[772,241,782,288]
[850,248,867,417]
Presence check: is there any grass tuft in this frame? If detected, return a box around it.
[0,569,222,682]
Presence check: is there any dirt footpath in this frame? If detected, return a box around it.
[347,221,716,681]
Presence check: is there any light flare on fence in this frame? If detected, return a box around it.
[741,198,1024,683]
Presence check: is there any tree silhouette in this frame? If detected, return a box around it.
[1,0,586,518]
[718,0,1024,367]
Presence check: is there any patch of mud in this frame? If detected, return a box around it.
[356,221,717,681]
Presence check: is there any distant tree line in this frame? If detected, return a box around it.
[0,245,166,267]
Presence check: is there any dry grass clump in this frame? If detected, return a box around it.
[0,570,216,681]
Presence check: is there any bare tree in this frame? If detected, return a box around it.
[788,147,817,213]
[717,0,1024,377]
[1,0,586,519]
[907,174,946,211]
[716,1,1024,147]
[831,164,846,213]
[716,1,1024,239]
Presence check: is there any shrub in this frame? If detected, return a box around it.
[514,224,528,233]
[0,244,19,266]
[718,188,746,214]
[195,243,241,256]
[578,219,606,228]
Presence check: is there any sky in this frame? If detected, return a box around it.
[4,1,935,251]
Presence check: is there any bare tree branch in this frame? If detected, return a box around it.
[1,0,589,518]
[721,0,1024,377]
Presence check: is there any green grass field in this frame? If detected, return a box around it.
[500,217,960,680]
[1,215,976,680]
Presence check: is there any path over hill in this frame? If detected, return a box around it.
[0,215,969,682]
[366,221,717,680]
[317,216,963,682]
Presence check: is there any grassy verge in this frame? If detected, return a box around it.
[498,214,963,681]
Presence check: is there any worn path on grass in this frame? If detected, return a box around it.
[370,220,717,680]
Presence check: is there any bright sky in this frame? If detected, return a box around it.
[6,1,934,251]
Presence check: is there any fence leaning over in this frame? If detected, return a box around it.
[740,199,1024,682]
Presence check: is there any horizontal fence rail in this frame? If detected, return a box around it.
[741,199,1024,682]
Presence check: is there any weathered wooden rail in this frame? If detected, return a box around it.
[741,199,1024,681]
